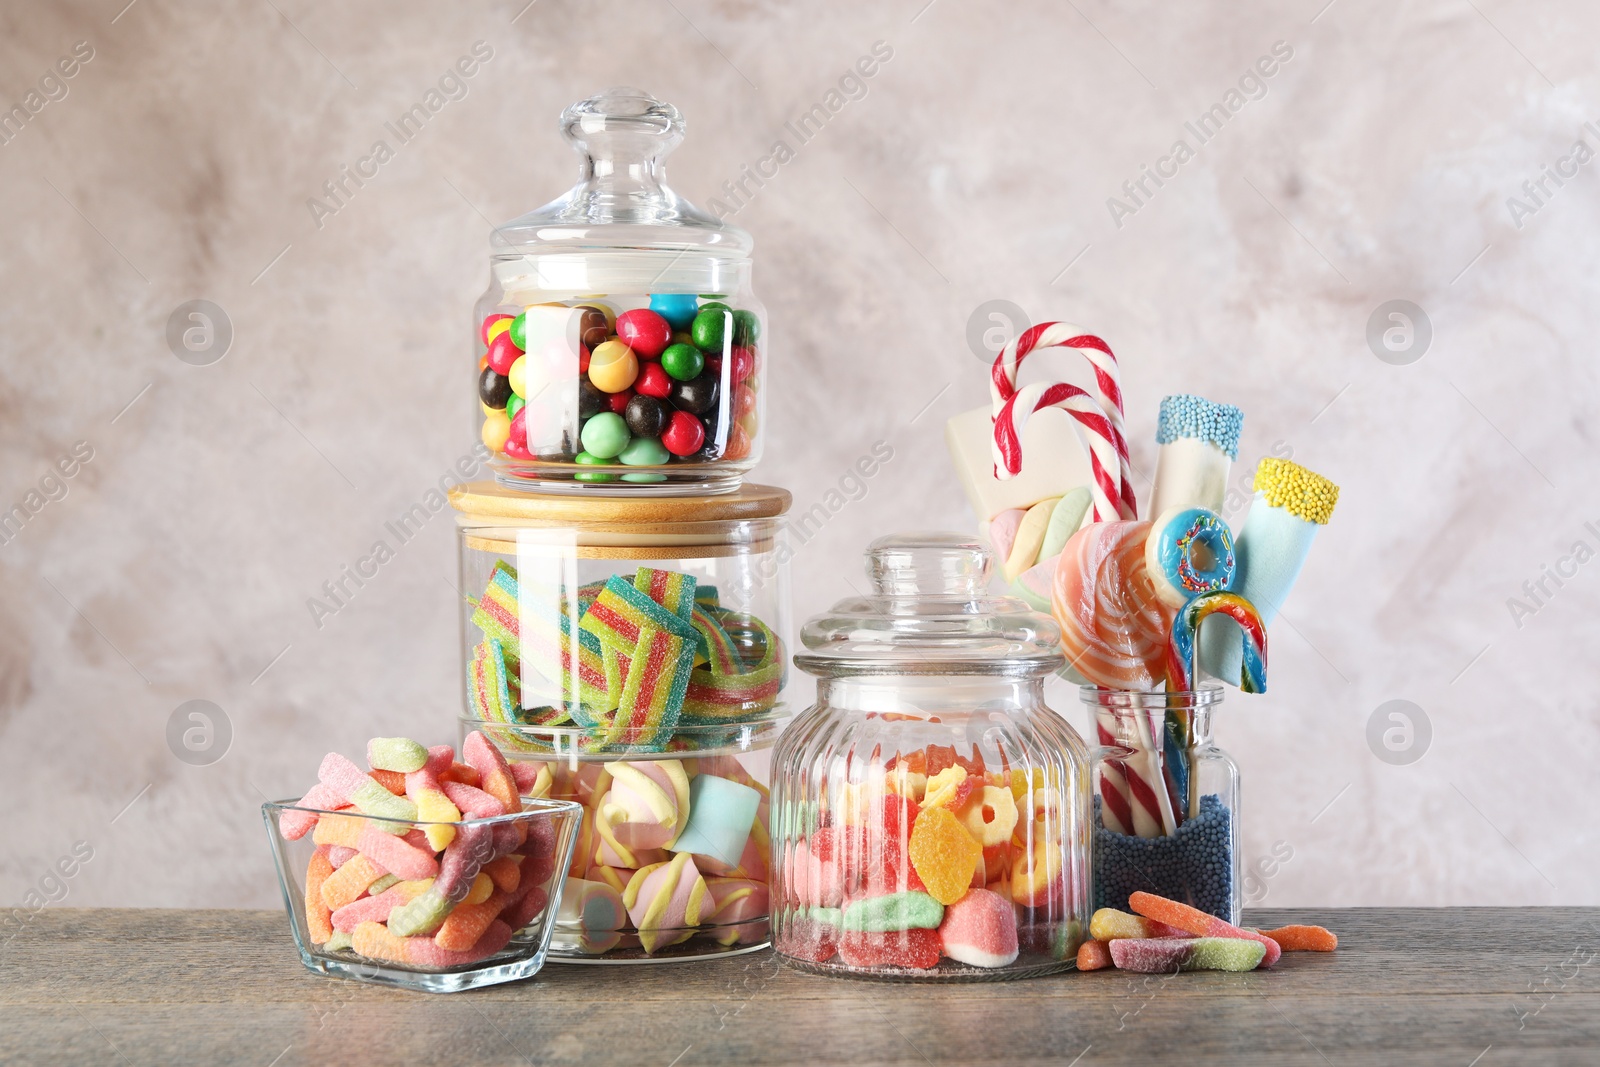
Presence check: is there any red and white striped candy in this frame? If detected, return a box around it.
[989,322,1137,521]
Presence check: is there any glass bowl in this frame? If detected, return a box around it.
[262,796,582,992]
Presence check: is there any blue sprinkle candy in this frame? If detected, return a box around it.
[1092,794,1235,921]
[1156,395,1244,460]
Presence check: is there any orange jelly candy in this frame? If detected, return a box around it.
[907,806,982,905]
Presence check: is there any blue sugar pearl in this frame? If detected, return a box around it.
[1156,394,1244,460]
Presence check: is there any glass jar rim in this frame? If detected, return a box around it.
[261,795,581,829]
[1077,684,1225,710]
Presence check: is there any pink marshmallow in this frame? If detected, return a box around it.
[357,826,440,881]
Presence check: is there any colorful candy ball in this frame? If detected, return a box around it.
[669,371,719,415]
[649,293,699,330]
[481,313,513,346]
[616,309,673,360]
[579,412,630,459]
[587,341,639,394]
[660,343,704,382]
[661,410,706,456]
[486,332,523,376]
[690,306,729,352]
[624,394,668,439]
[576,306,609,348]
[479,366,512,410]
[573,451,617,482]
[618,436,669,466]
[481,409,511,452]
[635,362,672,399]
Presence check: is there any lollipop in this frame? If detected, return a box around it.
[1051,521,1173,691]
[1166,591,1267,693]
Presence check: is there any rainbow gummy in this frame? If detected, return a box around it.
[581,575,698,651]
[1128,890,1281,967]
[634,567,697,624]
[606,625,694,748]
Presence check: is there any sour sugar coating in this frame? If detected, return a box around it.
[1200,456,1339,683]
[407,745,461,852]
[434,892,511,952]
[330,879,432,932]
[311,812,368,850]
[463,730,519,813]
[351,918,514,969]
[305,847,336,945]
[1110,936,1266,973]
[907,806,982,905]
[837,927,941,970]
[321,853,388,911]
[1258,924,1337,951]
[1148,394,1243,516]
[1076,938,1113,971]
[441,780,506,819]
[841,890,944,933]
[318,752,417,829]
[356,825,440,881]
[388,823,499,936]
[1128,890,1281,967]
[938,888,1019,968]
[279,782,346,840]
[366,737,428,773]
[1089,907,1189,942]
[1093,795,1233,921]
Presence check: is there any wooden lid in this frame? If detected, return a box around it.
[448,481,791,523]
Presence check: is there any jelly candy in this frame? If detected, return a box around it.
[907,806,982,906]
[922,765,976,810]
[957,786,1018,847]
[1109,936,1266,973]
[841,890,943,933]
[938,887,1018,968]
[366,737,428,773]
[1128,890,1280,967]
[304,847,336,945]
[837,927,941,970]
[1076,938,1113,971]
[1089,907,1187,942]
[1258,924,1337,951]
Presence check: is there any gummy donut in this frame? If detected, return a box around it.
[1144,507,1236,609]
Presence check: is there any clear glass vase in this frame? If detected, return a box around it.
[771,533,1091,980]
[1082,685,1241,924]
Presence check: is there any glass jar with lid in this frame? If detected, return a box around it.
[770,533,1091,979]
[449,480,790,960]
[474,88,765,494]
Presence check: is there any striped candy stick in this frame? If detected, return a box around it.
[605,625,695,748]
[1166,590,1267,694]
[995,381,1135,522]
[634,567,697,624]
[989,322,1137,521]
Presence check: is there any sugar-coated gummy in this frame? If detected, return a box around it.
[1089,907,1189,942]
[356,826,439,881]
[1258,924,1337,951]
[841,890,944,933]
[837,927,941,970]
[1127,890,1281,967]
[907,806,982,905]
[1076,938,1113,971]
[1109,936,1266,973]
[367,737,429,773]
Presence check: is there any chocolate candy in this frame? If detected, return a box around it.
[690,306,730,352]
[618,436,669,466]
[616,309,672,360]
[660,343,704,382]
[661,410,705,456]
[573,451,617,482]
[580,412,630,459]
[486,332,522,376]
[669,370,719,416]
[579,379,607,417]
[625,394,668,439]
[606,388,633,415]
[576,306,609,348]
[588,340,639,393]
[649,293,698,330]
[635,362,672,399]
[479,366,512,409]
[481,313,513,346]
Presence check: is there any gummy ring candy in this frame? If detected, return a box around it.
[1145,506,1235,609]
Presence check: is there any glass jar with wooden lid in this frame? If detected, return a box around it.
[450,480,790,961]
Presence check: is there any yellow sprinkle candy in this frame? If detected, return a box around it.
[1253,457,1339,525]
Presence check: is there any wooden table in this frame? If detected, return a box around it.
[3,908,1597,1065]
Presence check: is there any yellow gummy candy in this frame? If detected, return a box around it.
[908,806,982,906]
[922,765,969,809]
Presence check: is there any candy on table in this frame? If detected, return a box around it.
[945,404,1094,522]
[1110,935,1266,973]
[1165,590,1267,694]
[1147,394,1244,516]
[938,887,1019,968]
[989,322,1136,522]
[1076,938,1113,971]
[1199,457,1339,682]
[434,891,512,952]
[556,877,627,954]
[907,806,982,906]
[1128,890,1281,967]
[1257,924,1337,951]
[1052,521,1173,691]
[1093,793,1232,917]
[1088,907,1189,941]
[667,773,760,868]
[623,853,708,954]
[441,779,506,819]
[1144,506,1237,610]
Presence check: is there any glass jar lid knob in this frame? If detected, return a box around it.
[865,532,991,599]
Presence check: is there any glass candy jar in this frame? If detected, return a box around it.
[1082,686,1241,924]
[771,533,1091,980]
[474,88,765,494]
[451,480,791,961]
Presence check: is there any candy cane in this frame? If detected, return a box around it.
[989,322,1137,520]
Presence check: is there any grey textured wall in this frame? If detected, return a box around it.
[2,0,1596,911]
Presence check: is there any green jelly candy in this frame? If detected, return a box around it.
[618,436,669,466]
[660,343,704,382]
[367,736,427,773]
[1185,937,1267,972]
[350,780,416,831]
[579,412,630,459]
[690,307,729,352]
[387,886,454,937]
[324,930,354,953]
[842,891,944,933]
[808,906,843,930]
[732,309,760,345]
